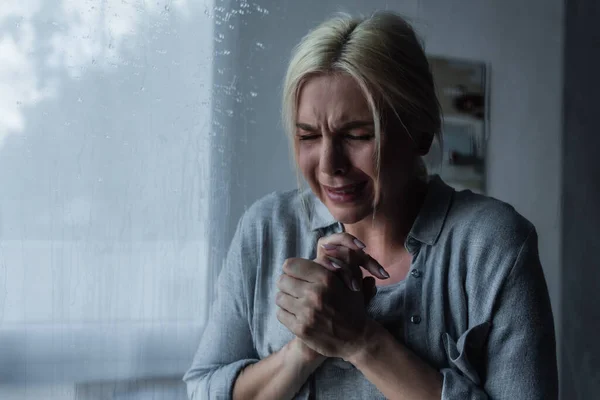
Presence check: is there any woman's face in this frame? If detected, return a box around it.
[295,73,417,225]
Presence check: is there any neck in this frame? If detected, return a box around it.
[344,178,428,260]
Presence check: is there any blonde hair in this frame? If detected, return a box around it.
[282,11,441,215]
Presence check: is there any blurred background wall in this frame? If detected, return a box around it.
[561,0,600,398]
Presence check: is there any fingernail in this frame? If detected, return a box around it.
[379,267,390,279]
[321,243,338,250]
[327,257,343,269]
[351,279,361,292]
[353,238,366,249]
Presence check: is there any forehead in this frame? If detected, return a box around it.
[296,74,372,124]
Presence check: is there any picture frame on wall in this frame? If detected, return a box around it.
[424,56,489,194]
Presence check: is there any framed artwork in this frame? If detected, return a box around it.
[424,56,489,194]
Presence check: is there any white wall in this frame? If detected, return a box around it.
[224,0,564,353]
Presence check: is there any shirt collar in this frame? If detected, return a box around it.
[305,189,338,232]
[305,175,454,246]
[406,175,454,247]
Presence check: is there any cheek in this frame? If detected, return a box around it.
[296,147,318,180]
[350,146,378,176]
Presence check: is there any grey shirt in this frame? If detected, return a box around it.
[183,176,558,399]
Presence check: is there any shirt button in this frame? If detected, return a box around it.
[410,315,421,324]
[410,269,422,278]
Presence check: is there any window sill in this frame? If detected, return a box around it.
[0,321,204,385]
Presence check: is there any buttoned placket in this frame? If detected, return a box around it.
[403,236,426,352]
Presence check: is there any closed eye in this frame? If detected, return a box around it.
[298,134,321,141]
[345,134,374,141]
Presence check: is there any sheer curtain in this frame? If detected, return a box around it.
[0,0,220,394]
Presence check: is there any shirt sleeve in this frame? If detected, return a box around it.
[440,227,558,399]
[183,212,260,400]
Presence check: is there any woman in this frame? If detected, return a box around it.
[184,11,558,400]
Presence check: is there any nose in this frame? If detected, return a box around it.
[320,138,348,176]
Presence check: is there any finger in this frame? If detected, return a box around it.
[312,256,342,273]
[282,257,328,283]
[277,273,310,298]
[322,255,362,292]
[320,247,374,292]
[275,291,301,315]
[359,252,390,279]
[316,232,366,260]
[322,245,389,280]
[276,307,297,332]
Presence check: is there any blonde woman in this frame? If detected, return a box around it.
[184,11,558,400]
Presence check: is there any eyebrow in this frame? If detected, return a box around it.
[295,120,374,133]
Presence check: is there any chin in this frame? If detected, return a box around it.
[322,199,375,225]
[330,211,372,225]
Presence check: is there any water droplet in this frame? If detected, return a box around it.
[77,97,83,103]
[225,110,234,117]
[255,6,269,15]
[140,86,146,91]
[250,91,258,97]
[256,42,265,49]
[164,4,170,11]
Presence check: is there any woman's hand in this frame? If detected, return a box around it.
[314,233,389,303]
[276,256,374,361]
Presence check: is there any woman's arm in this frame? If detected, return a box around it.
[182,213,260,399]
[183,210,327,399]
[347,320,443,400]
[233,338,325,400]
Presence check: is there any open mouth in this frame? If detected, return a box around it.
[324,181,367,202]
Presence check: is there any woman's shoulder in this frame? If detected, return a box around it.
[448,188,535,250]
[242,188,306,223]
[236,188,310,240]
